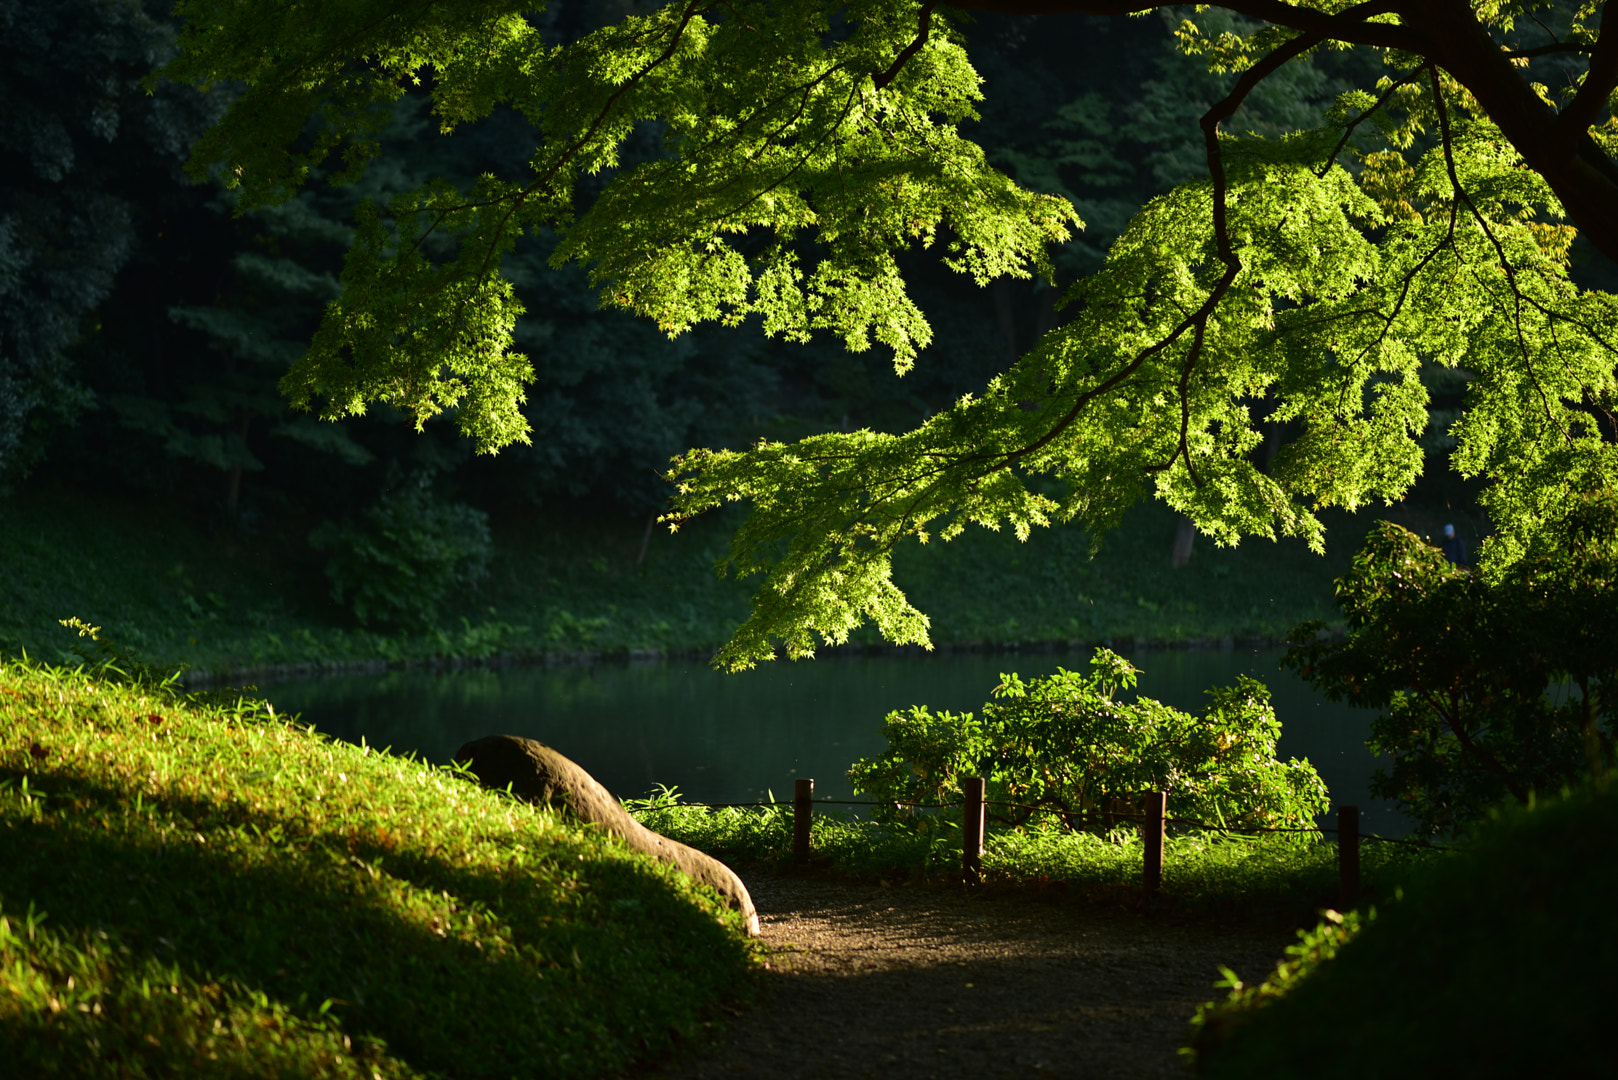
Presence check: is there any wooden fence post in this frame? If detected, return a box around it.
[1337,805,1360,910]
[1143,791,1166,896]
[962,776,986,885]
[793,778,814,864]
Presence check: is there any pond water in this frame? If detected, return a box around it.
[263,646,1409,836]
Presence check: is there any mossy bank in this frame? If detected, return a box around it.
[0,484,1483,680]
[0,655,755,1078]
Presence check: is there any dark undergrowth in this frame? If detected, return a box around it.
[1185,777,1618,1077]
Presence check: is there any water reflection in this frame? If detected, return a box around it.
[264,646,1409,835]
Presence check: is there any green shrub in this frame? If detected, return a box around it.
[1286,513,1618,837]
[846,648,1329,834]
[1187,778,1618,1077]
[310,479,492,629]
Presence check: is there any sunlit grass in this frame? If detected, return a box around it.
[0,654,754,1078]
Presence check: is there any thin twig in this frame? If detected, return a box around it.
[1430,66,1573,448]
[1317,66,1426,179]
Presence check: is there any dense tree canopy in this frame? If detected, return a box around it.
[166,0,1618,667]
[0,0,224,480]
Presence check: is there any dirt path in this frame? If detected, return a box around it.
[635,873,1289,1080]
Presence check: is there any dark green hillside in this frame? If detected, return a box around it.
[1192,778,1618,1078]
[0,481,1470,676]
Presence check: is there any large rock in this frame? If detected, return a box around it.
[453,735,760,936]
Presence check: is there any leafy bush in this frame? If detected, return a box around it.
[310,479,492,629]
[1286,510,1617,837]
[846,648,1329,833]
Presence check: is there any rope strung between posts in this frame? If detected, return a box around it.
[641,780,1459,901]
[628,795,1455,849]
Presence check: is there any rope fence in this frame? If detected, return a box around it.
[632,776,1455,905]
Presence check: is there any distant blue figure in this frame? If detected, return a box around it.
[1441,523,1468,569]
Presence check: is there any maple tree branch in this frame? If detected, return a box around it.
[449,0,708,292]
[1318,65,1426,178]
[1553,0,1618,152]
[945,0,1419,49]
[1398,0,1618,260]
[874,0,942,91]
[1145,24,1333,481]
[1503,42,1593,58]
[1431,67,1571,445]
[954,0,1618,263]
[957,17,1343,486]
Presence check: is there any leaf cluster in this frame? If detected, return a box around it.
[166,0,1077,450]
[673,76,1618,667]
[161,0,1618,672]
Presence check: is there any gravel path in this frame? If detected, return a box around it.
[635,873,1289,1080]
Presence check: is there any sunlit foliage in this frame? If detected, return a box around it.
[165,0,1618,668]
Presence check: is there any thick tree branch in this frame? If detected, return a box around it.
[874,0,941,90]
[947,0,1420,49]
[1554,0,1618,153]
[1503,42,1594,59]
[1381,0,1618,261]
[1146,24,1332,481]
[952,0,1618,263]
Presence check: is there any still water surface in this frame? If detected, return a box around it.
[264,647,1408,835]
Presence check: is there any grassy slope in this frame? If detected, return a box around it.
[1193,778,1618,1077]
[0,485,1433,675]
[0,655,755,1078]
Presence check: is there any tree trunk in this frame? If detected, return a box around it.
[1171,514,1195,567]
[636,510,657,567]
[226,413,251,510]
[993,278,1018,364]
